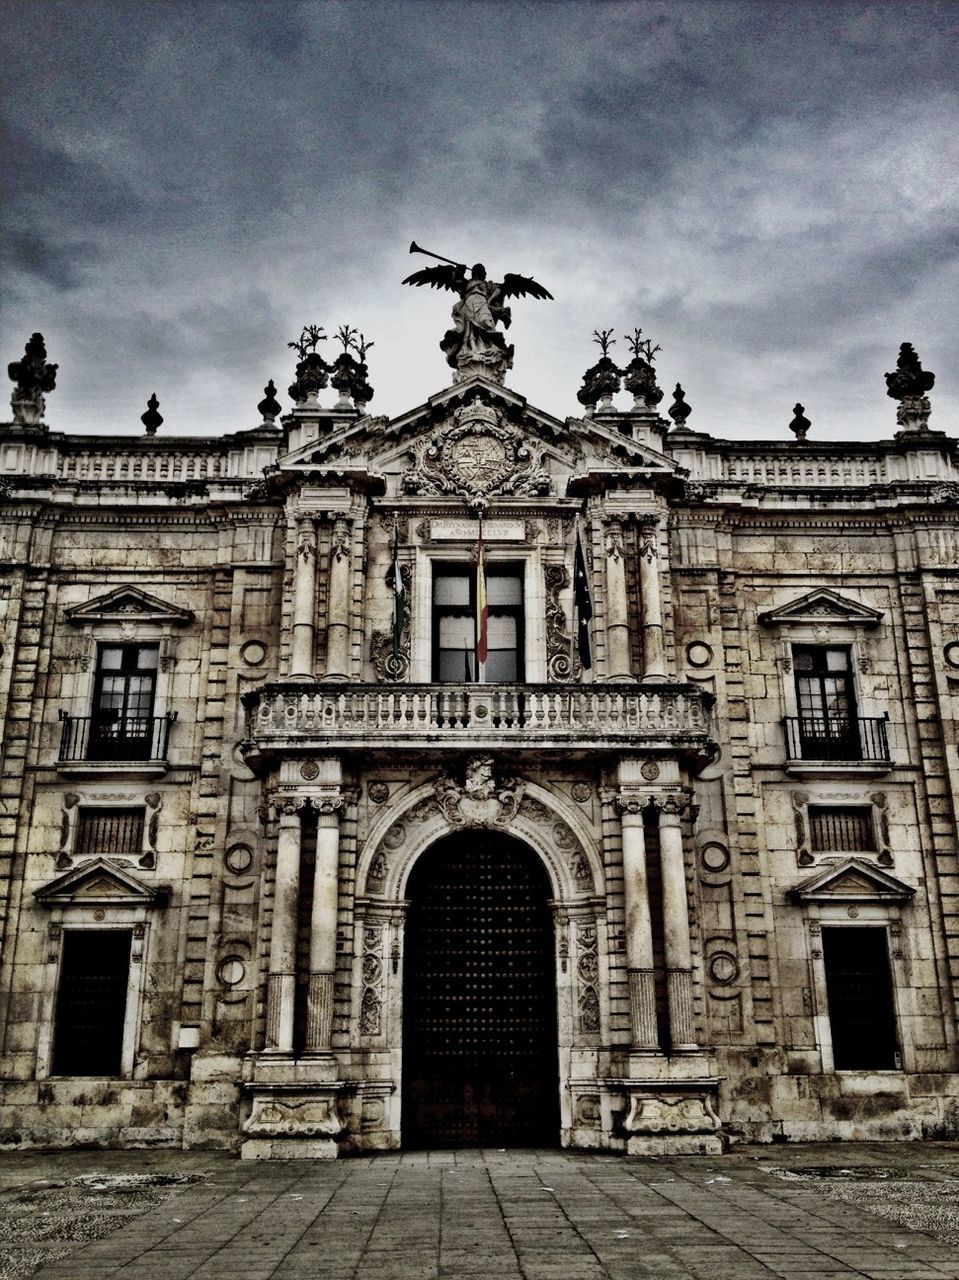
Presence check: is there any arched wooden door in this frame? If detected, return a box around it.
[402,831,559,1147]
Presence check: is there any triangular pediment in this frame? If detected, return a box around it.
[277,377,682,500]
[34,858,168,906]
[789,858,914,903]
[759,588,883,629]
[65,585,194,626]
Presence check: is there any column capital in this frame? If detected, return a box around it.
[603,516,626,561]
[328,513,353,562]
[649,791,692,820]
[637,517,659,559]
[270,792,309,818]
[614,790,652,817]
[309,787,355,819]
[295,518,317,561]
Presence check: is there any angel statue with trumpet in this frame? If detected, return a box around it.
[403,242,553,384]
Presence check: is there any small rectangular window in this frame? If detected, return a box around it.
[809,806,876,853]
[75,807,145,858]
[52,930,132,1076]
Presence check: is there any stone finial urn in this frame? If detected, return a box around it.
[885,342,934,433]
[8,332,57,426]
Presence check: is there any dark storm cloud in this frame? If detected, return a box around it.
[1,0,956,437]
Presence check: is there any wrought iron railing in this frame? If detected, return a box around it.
[783,714,889,764]
[58,712,177,763]
[243,683,714,751]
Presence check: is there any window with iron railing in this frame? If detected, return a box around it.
[75,807,145,858]
[808,805,876,853]
[90,644,158,759]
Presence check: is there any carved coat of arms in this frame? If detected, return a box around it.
[402,398,550,502]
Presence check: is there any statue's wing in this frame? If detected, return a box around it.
[401,264,462,291]
[500,273,554,301]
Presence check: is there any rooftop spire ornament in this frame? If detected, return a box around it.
[287,324,330,404]
[885,342,934,434]
[667,383,692,430]
[141,393,163,435]
[329,325,375,410]
[257,379,282,425]
[403,241,553,385]
[8,332,57,426]
[622,328,663,411]
[577,330,622,414]
[787,403,810,441]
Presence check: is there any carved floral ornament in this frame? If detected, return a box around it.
[615,791,691,817]
[401,398,551,503]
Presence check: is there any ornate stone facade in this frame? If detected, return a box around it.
[0,335,957,1157]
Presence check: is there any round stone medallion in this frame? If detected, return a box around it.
[686,641,713,668]
[300,760,320,781]
[225,842,254,874]
[216,955,246,987]
[640,760,660,782]
[239,639,267,666]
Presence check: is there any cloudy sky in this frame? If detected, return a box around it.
[2,0,956,441]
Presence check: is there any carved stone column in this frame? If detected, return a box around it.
[604,517,632,681]
[323,516,352,681]
[305,792,346,1053]
[290,518,317,679]
[655,795,697,1051]
[265,797,305,1052]
[638,518,666,681]
[616,793,659,1050]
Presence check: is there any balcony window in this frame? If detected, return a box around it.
[432,564,524,683]
[793,645,858,758]
[91,644,158,759]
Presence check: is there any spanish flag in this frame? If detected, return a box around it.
[475,523,488,669]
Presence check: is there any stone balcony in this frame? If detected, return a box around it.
[241,682,716,766]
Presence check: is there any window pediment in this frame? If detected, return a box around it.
[34,858,169,907]
[759,588,883,629]
[788,857,914,904]
[65,586,194,627]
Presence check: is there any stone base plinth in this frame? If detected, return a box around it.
[241,1136,339,1160]
[626,1132,725,1156]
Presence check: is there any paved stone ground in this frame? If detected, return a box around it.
[0,1144,958,1280]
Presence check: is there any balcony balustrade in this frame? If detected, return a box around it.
[58,712,177,764]
[241,682,715,762]
[783,714,890,766]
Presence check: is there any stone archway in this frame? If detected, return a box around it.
[401,829,560,1148]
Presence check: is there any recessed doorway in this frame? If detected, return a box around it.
[402,830,559,1147]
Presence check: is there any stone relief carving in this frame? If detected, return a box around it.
[434,756,525,828]
[243,1093,344,1139]
[401,398,551,504]
[624,1092,721,1137]
[359,924,384,1037]
[371,563,411,682]
[544,564,578,682]
[576,922,600,1034]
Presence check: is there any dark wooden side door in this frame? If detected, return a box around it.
[822,926,899,1070]
[403,832,559,1147]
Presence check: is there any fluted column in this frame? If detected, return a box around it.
[323,516,352,681]
[616,793,659,1050]
[305,793,346,1053]
[290,518,317,679]
[655,795,697,1051]
[604,517,633,681]
[265,798,304,1052]
[638,518,666,681]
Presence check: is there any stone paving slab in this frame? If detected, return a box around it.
[0,1145,957,1280]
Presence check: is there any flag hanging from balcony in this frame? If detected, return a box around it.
[475,522,488,668]
[390,518,406,659]
[574,518,593,670]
